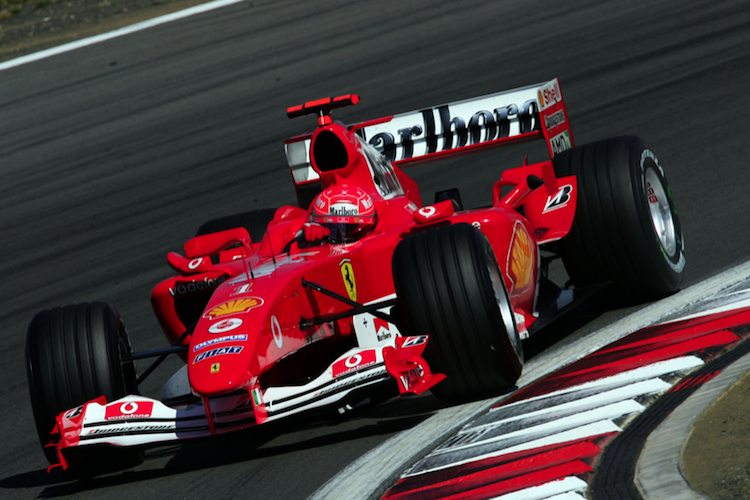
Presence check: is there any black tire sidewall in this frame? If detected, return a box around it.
[483,238,523,363]
[634,147,685,286]
[393,224,522,402]
[554,136,685,302]
[25,302,135,464]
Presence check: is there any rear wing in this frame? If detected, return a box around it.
[284,78,573,198]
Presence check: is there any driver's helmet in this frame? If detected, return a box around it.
[310,185,377,243]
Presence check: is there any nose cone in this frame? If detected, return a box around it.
[188,314,260,396]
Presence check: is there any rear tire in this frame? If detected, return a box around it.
[553,136,685,305]
[392,223,523,403]
[196,208,277,242]
[25,302,138,465]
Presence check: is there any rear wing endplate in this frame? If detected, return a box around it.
[284,78,574,190]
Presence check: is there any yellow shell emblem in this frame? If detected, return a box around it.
[340,259,357,302]
[508,225,533,295]
[203,297,263,319]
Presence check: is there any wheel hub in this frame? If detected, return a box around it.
[645,169,677,257]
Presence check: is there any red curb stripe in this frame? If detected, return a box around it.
[502,308,750,405]
[385,441,600,499]
[546,330,737,383]
[422,460,590,500]
[598,308,750,355]
[669,370,721,392]
[507,330,738,404]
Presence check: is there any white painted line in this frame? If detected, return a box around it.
[462,378,670,435]
[407,420,621,476]
[488,476,588,500]
[0,0,245,72]
[433,400,643,455]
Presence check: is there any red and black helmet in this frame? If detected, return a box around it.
[310,185,377,243]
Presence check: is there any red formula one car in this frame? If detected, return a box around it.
[25,79,685,471]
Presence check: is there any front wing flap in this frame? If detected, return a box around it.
[48,337,444,470]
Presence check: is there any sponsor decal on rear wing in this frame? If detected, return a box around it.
[285,78,574,187]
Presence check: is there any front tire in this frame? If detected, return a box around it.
[392,223,523,403]
[26,302,138,465]
[553,136,685,305]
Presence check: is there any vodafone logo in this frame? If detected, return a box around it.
[104,401,154,421]
[332,350,377,378]
[188,257,203,270]
[208,318,243,334]
[120,402,139,415]
[345,354,363,368]
[418,206,437,218]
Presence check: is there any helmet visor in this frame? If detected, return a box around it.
[325,223,363,243]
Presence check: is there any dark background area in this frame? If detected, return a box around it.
[1,0,748,498]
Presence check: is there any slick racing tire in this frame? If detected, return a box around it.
[392,223,523,403]
[553,136,685,305]
[196,208,277,243]
[26,302,139,466]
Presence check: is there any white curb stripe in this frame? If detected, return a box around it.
[660,296,750,324]
[494,356,704,409]
[406,420,621,476]
[539,493,588,500]
[489,476,588,500]
[461,378,669,436]
[432,400,642,455]
[310,263,750,499]
[0,0,245,72]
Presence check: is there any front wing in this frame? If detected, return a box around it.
[48,336,444,470]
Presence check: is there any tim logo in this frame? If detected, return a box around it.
[543,184,573,213]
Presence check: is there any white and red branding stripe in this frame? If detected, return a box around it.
[260,347,390,422]
[382,297,750,500]
[332,350,378,378]
[104,401,154,421]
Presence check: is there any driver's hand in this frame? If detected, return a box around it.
[303,223,330,242]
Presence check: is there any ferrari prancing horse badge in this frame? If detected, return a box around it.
[340,259,357,302]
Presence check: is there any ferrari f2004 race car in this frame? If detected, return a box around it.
[25,79,685,471]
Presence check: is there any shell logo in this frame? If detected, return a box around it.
[203,297,264,319]
[508,223,533,296]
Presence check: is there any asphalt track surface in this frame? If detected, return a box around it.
[0,0,749,498]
